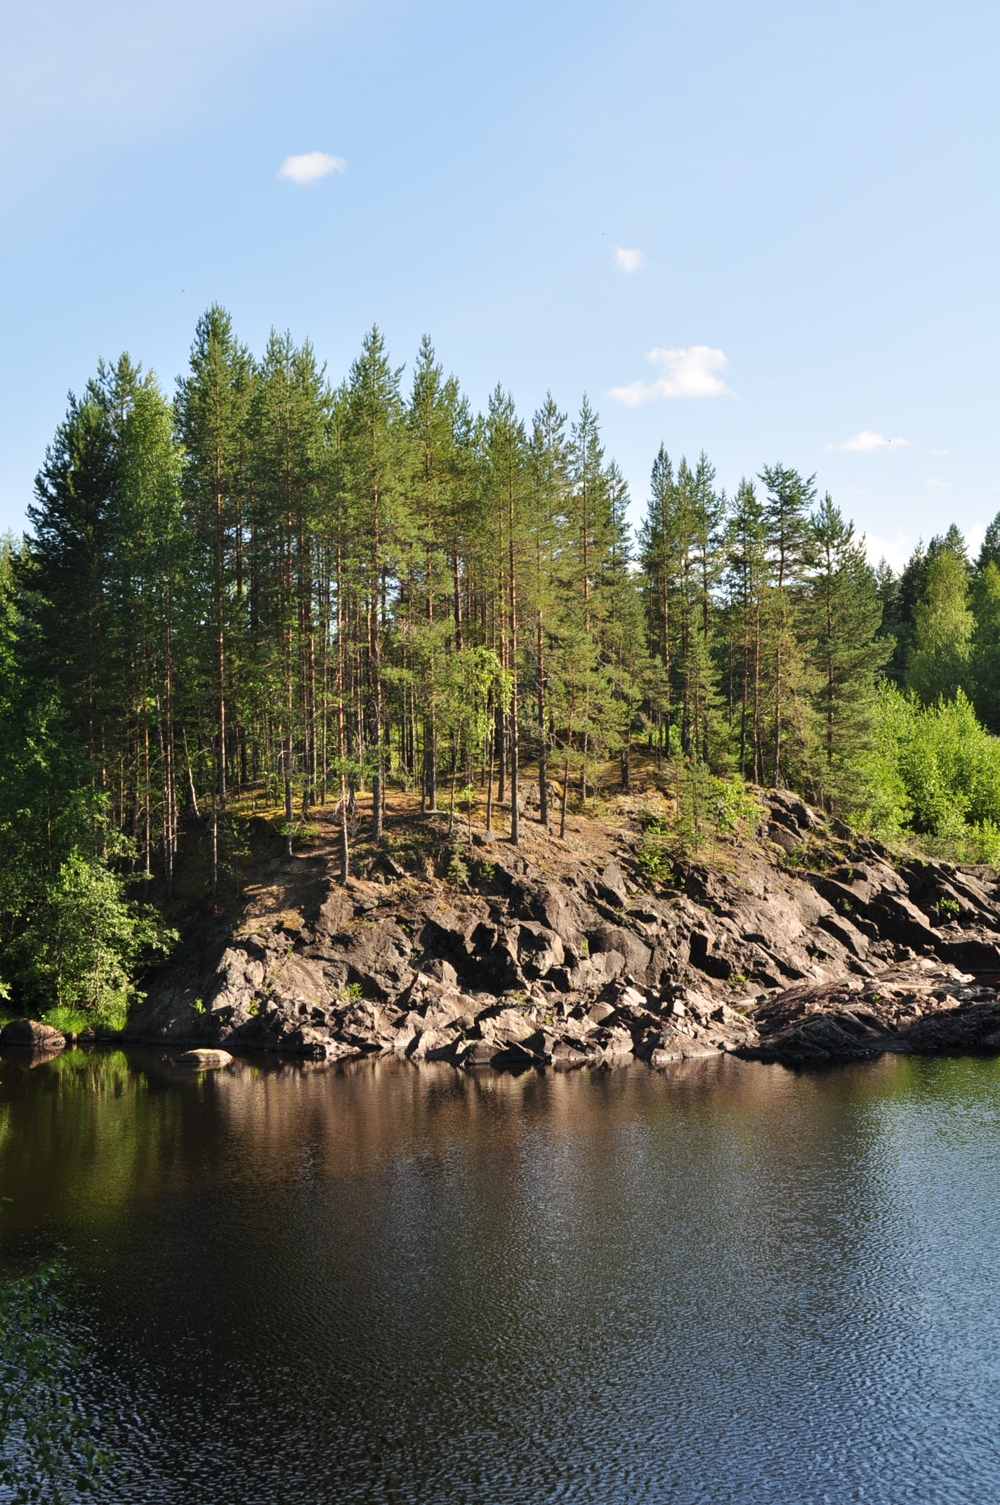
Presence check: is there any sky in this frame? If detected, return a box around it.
[1,0,998,569]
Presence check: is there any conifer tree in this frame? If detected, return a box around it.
[759,463,816,784]
[723,478,768,780]
[175,306,256,814]
[342,326,405,842]
[805,495,889,807]
[639,445,678,757]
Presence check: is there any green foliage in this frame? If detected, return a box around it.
[805,495,891,809]
[971,561,1000,733]
[445,846,470,888]
[7,852,176,1026]
[636,771,761,879]
[636,817,676,885]
[38,1007,92,1037]
[15,302,1000,974]
[0,1248,109,1501]
[859,684,1000,860]
[906,550,974,704]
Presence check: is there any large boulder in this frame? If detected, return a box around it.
[0,1019,65,1050]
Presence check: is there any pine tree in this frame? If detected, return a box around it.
[759,463,816,784]
[638,445,678,757]
[805,495,890,807]
[175,306,256,816]
[977,511,1000,574]
[527,394,569,824]
[722,478,768,779]
[482,388,529,841]
[251,331,329,852]
[342,326,405,842]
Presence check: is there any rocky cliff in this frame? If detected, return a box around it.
[126,789,1000,1070]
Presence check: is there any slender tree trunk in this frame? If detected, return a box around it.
[537,612,548,826]
[184,727,200,816]
[560,752,569,839]
[211,785,218,899]
[509,481,519,846]
[485,717,495,834]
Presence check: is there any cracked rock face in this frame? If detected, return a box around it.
[126,791,1000,1072]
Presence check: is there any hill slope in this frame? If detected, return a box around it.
[125,784,1000,1069]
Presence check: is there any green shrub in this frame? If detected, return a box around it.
[39,1005,95,1036]
[858,684,1000,860]
[7,851,176,1026]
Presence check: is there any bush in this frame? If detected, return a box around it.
[636,768,762,880]
[858,684,1000,860]
[7,851,176,1026]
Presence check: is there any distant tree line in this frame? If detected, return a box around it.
[3,306,1000,1014]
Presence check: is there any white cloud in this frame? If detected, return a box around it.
[610,345,732,405]
[863,531,911,572]
[614,247,644,274]
[967,522,987,558]
[279,150,346,184]
[864,523,986,574]
[926,477,953,488]
[827,430,911,452]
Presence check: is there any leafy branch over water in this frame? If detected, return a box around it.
[0,1236,109,1503]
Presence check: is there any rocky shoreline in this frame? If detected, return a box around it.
[79,788,1000,1073]
[6,790,1000,1073]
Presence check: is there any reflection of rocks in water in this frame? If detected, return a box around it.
[0,1044,65,1070]
[0,1037,953,1259]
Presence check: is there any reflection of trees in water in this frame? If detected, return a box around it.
[0,1045,942,1291]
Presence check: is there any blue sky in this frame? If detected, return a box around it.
[1,0,997,567]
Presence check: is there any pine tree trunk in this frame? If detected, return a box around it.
[509,475,519,846]
[537,612,548,826]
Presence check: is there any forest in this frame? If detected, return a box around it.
[3,304,1000,1023]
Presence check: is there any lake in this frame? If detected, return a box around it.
[2,1045,999,1504]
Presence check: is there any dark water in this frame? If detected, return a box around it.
[2,1046,1000,1504]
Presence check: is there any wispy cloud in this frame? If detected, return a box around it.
[610,345,732,405]
[827,430,911,452]
[614,247,644,274]
[926,477,953,488]
[279,150,346,184]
